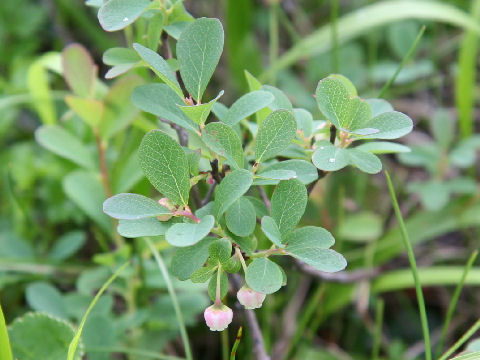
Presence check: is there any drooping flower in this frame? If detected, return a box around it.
[237,285,266,309]
[204,304,233,331]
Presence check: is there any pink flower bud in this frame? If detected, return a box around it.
[237,285,266,309]
[206,174,215,185]
[203,304,233,331]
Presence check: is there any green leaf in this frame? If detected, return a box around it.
[312,140,349,172]
[178,90,224,125]
[208,271,229,301]
[245,258,283,294]
[98,0,152,31]
[171,237,214,280]
[202,122,244,169]
[270,179,308,236]
[177,18,224,101]
[361,111,413,139]
[133,43,183,97]
[356,141,411,154]
[346,149,382,174]
[67,262,129,360]
[82,315,116,360]
[315,76,373,133]
[117,218,170,238]
[98,75,144,140]
[165,215,215,247]
[25,282,67,319]
[62,44,96,98]
[214,169,253,217]
[65,96,104,129]
[49,231,85,261]
[209,238,232,265]
[10,312,82,360]
[284,226,335,248]
[245,196,269,219]
[285,228,346,273]
[431,109,454,149]
[261,85,293,111]
[366,98,394,117]
[131,84,198,132]
[27,58,56,125]
[223,90,274,126]
[0,302,12,360]
[294,108,314,137]
[35,125,95,169]
[261,216,282,247]
[254,160,318,185]
[255,169,297,182]
[225,197,256,237]
[138,130,191,206]
[190,265,216,283]
[254,110,297,163]
[224,256,241,273]
[103,47,139,79]
[103,193,170,220]
[338,212,382,242]
[63,171,112,233]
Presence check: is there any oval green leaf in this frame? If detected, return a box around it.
[245,258,283,294]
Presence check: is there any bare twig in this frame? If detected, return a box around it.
[210,159,223,184]
[296,260,380,283]
[231,274,270,360]
[201,183,216,206]
[272,277,311,359]
[257,186,271,212]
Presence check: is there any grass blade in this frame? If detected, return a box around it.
[67,261,130,360]
[439,318,480,360]
[0,301,13,360]
[456,0,480,138]
[377,25,426,98]
[436,250,478,357]
[145,238,193,360]
[261,1,480,81]
[230,327,243,360]
[385,171,431,360]
[372,298,384,360]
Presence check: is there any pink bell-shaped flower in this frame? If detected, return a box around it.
[237,285,266,309]
[204,304,233,331]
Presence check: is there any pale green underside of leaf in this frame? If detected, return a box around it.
[254,160,318,185]
[131,84,198,132]
[62,44,96,98]
[245,258,283,294]
[254,110,297,162]
[356,141,411,154]
[117,218,170,238]
[284,226,335,249]
[287,247,347,273]
[223,90,275,126]
[225,197,256,237]
[177,18,224,101]
[213,169,253,218]
[261,216,283,247]
[202,122,244,169]
[165,215,215,247]
[133,42,183,97]
[35,125,95,169]
[26,282,68,319]
[98,0,152,32]
[138,130,191,206]
[261,85,293,111]
[270,179,308,236]
[103,193,170,220]
[255,169,297,182]
[347,149,382,174]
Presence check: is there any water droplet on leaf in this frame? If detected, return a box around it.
[123,17,129,22]
[328,158,335,163]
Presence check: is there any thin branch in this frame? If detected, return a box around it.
[257,186,271,212]
[296,260,380,283]
[201,183,216,206]
[231,274,270,360]
[210,159,223,184]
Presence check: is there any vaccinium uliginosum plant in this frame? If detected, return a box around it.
[99,8,413,332]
